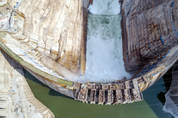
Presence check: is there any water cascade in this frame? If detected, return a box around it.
[88,0,120,15]
[81,0,132,82]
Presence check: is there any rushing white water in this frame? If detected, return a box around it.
[79,0,131,83]
[83,14,131,82]
[88,0,120,15]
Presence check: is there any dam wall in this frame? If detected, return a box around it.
[0,0,178,106]
[3,0,90,76]
[121,0,178,71]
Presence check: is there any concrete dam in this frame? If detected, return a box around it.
[0,0,178,110]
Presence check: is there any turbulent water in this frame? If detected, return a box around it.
[81,0,131,82]
[88,0,120,15]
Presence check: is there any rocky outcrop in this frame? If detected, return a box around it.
[0,51,54,118]
[163,61,178,118]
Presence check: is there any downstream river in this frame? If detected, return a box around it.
[24,69,173,118]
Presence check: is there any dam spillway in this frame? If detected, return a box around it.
[83,0,131,83]
[88,0,120,15]
[84,15,131,82]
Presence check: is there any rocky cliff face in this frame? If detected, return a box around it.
[6,0,90,74]
[122,0,178,71]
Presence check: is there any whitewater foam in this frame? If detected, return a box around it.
[78,0,131,83]
[88,0,120,15]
